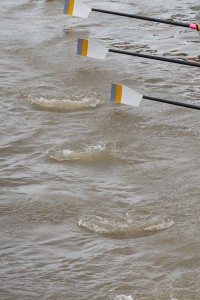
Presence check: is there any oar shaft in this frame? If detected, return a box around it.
[143,95,200,110]
[92,8,198,30]
[108,48,200,68]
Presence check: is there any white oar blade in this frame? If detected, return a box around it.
[110,84,143,107]
[77,38,108,59]
[63,0,91,19]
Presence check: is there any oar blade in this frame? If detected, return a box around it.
[111,84,143,107]
[63,0,91,18]
[77,38,108,59]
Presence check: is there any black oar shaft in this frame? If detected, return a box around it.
[92,8,191,29]
[108,48,200,68]
[143,95,200,110]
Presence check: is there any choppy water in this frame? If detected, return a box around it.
[1,0,200,299]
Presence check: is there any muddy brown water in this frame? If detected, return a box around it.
[1,0,200,299]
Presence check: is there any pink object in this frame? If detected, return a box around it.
[189,23,197,30]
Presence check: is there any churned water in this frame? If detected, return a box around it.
[1,0,200,299]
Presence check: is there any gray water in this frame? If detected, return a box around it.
[1,0,200,299]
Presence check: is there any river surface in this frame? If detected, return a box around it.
[1,0,200,299]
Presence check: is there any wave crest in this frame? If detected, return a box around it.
[115,295,133,300]
[46,143,115,163]
[27,95,100,111]
[78,212,175,239]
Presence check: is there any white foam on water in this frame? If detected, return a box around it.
[115,295,133,300]
[145,219,175,231]
[46,143,111,162]
[27,95,100,111]
[78,211,175,238]
[78,214,112,234]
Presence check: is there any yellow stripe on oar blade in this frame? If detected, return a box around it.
[116,84,122,103]
[68,0,74,15]
[111,84,143,107]
[82,39,88,56]
[63,0,91,18]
